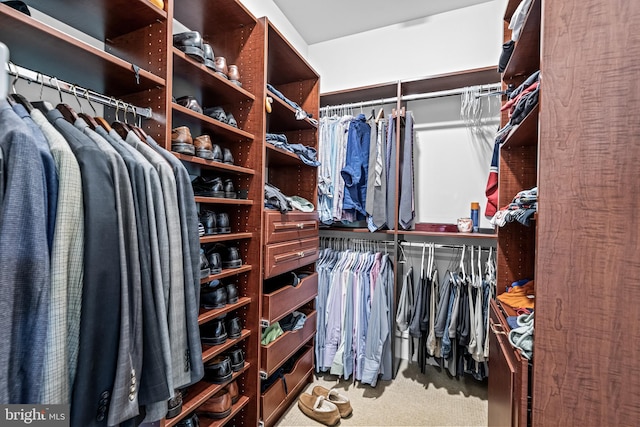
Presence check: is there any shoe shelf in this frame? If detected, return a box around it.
[200,232,254,244]
[501,104,539,149]
[202,329,252,364]
[266,89,318,131]
[0,5,165,96]
[199,395,251,427]
[172,104,255,142]
[194,196,254,206]
[165,364,251,427]
[199,265,254,285]
[173,48,255,105]
[503,0,541,83]
[198,296,252,325]
[174,0,256,37]
[172,153,255,175]
[25,0,166,41]
[265,144,306,166]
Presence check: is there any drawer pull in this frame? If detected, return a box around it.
[297,223,304,229]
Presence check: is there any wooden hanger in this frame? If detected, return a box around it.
[31,73,54,113]
[375,106,385,123]
[76,87,100,130]
[111,99,132,140]
[127,104,149,141]
[6,63,33,111]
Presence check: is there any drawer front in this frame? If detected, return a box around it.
[264,237,319,279]
[261,345,313,425]
[263,272,318,324]
[261,309,317,376]
[264,211,319,244]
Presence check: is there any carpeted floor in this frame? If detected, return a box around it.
[275,361,487,427]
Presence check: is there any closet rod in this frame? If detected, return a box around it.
[6,63,152,119]
[320,83,502,114]
[399,241,493,251]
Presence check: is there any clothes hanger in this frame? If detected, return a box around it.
[111,99,132,140]
[6,62,34,112]
[75,86,100,130]
[375,99,385,123]
[128,104,148,141]
[54,77,80,123]
[32,74,54,113]
[92,93,113,132]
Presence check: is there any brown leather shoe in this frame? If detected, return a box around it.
[224,380,239,404]
[198,389,232,419]
[171,126,195,155]
[214,57,228,78]
[193,134,214,160]
[228,65,241,86]
[176,95,203,114]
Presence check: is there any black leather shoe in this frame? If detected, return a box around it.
[192,176,225,198]
[207,251,222,274]
[227,348,245,372]
[223,148,234,165]
[225,283,238,305]
[204,106,227,123]
[203,43,215,70]
[176,95,203,114]
[201,317,227,345]
[224,179,236,199]
[166,389,183,419]
[226,112,238,128]
[177,413,199,427]
[204,355,233,383]
[201,281,227,309]
[226,316,242,338]
[212,144,223,163]
[200,210,218,235]
[216,213,230,234]
[223,246,242,269]
[173,31,205,63]
[199,248,211,279]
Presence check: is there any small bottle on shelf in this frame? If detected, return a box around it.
[471,202,480,233]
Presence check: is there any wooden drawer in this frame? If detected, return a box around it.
[263,272,318,324]
[488,300,529,427]
[261,345,313,427]
[264,211,319,245]
[261,309,316,376]
[264,237,319,279]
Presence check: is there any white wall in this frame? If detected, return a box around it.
[308,0,507,93]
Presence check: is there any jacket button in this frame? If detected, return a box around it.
[129,392,135,401]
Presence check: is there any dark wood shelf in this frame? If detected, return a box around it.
[26,0,167,41]
[501,104,539,149]
[402,66,501,97]
[165,365,251,427]
[399,230,498,239]
[503,0,541,82]
[173,153,255,175]
[173,104,255,142]
[503,0,521,22]
[0,5,165,96]
[200,233,254,244]
[172,48,255,105]
[267,89,318,131]
[198,296,252,325]
[265,144,305,166]
[321,81,398,107]
[199,265,254,286]
[202,329,251,363]
[319,227,395,234]
[174,0,257,39]
[199,395,250,427]
[266,21,319,85]
[194,196,254,206]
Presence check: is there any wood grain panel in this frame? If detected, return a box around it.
[534,0,640,425]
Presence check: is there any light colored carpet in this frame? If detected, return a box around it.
[274,361,487,427]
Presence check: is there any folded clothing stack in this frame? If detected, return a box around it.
[266,133,321,167]
[490,186,537,227]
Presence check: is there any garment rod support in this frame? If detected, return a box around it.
[6,63,152,119]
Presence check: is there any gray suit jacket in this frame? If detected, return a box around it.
[0,101,50,403]
[75,119,142,425]
[31,109,84,404]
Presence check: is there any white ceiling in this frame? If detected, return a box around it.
[273,0,495,45]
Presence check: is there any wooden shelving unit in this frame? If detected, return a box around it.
[199,265,254,285]
[200,232,254,244]
[197,297,252,325]
[202,329,252,364]
[502,0,541,83]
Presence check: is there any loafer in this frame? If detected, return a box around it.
[204,106,227,123]
[227,347,244,372]
[173,31,205,63]
[212,144,223,163]
[207,251,222,275]
[224,179,236,199]
[216,212,230,234]
[200,317,227,345]
[223,246,242,269]
[223,148,234,165]
[176,413,199,427]
[298,394,340,426]
[203,43,215,70]
[225,283,238,305]
[192,176,225,198]
[226,112,238,128]
[166,389,183,419]
[214,56,228,78]
[228,65,241,86]
[198,389,231,419]
[171,126,195,155]
[200,210,218,235]
[194,134,215,160]
[199,248,211,279]
[201,281,227,310]
[204,355,232,384]
[311,386,353,418]
[226,316,242,338]
[176,95,203,114]
[224,380,239,404]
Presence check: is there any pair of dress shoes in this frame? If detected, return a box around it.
[204,243,243,270]
[200,280,239,311]
[173,32,241,86]
[196,380,239,420]
[203,349,245,383]
[192,176,237,199]
[200,311,242,344]
[203,106,238,128]
[172,126,235,164]
[200,210,230,235]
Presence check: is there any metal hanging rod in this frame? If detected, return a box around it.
[399,241,494,251]
[6,62,152,119]
[320,83,503,115]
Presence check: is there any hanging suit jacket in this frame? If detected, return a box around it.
[0,101,50,403]
[30,108,84,404]
[47,109,122,427]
